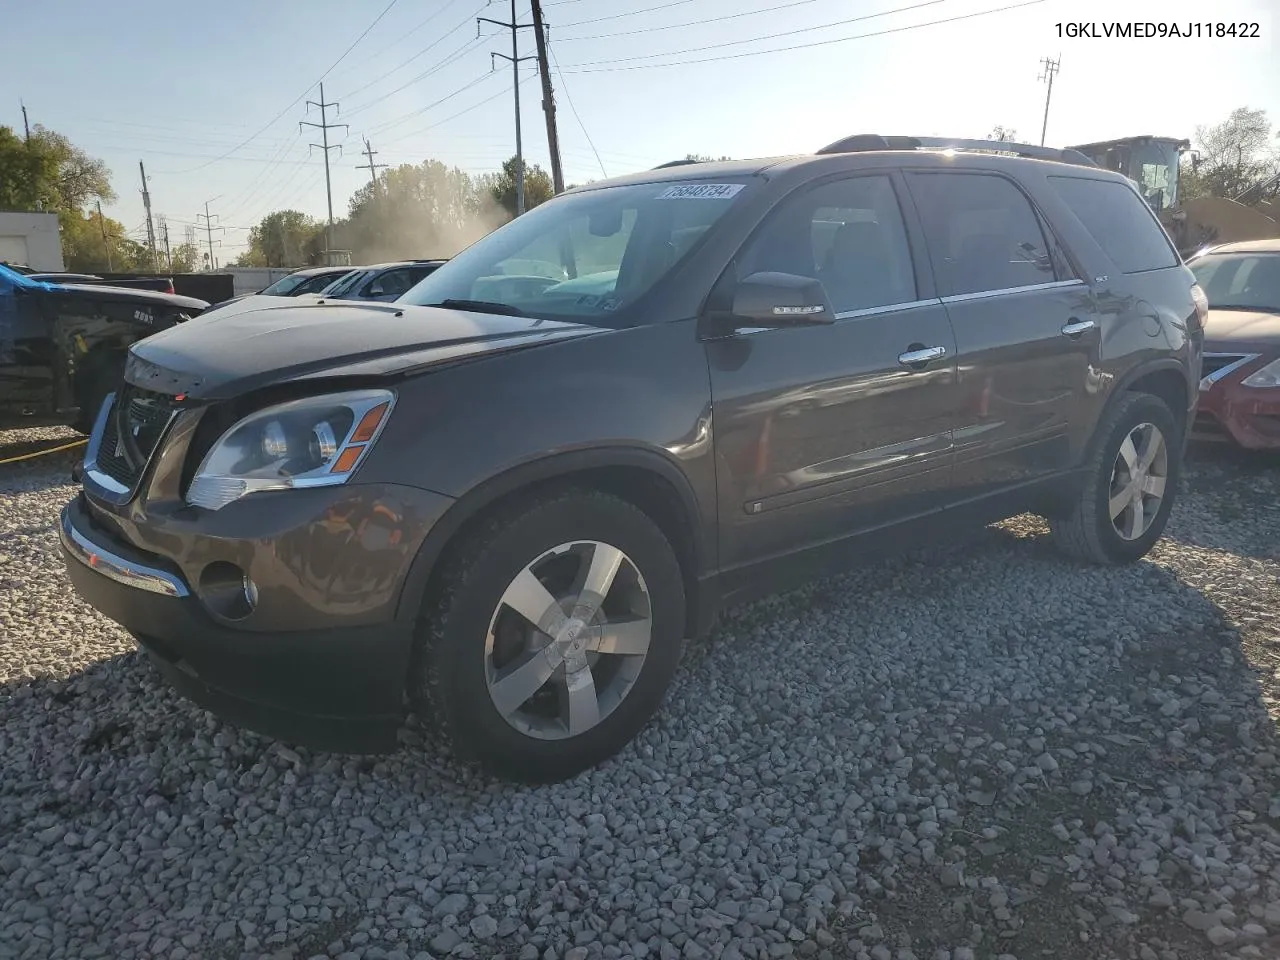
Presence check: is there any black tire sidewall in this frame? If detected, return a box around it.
[1087,394,1181,563]
[427,492,686,781]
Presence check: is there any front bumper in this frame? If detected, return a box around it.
[1193,384,1280,450]
[59,494,417,753]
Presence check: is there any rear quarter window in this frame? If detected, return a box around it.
[1047,175,1179,274]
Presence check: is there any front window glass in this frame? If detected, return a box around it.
[321,270,370,297]
[400,178,754,326]
[1189,254,1280,311]
[260,273,312,295]
[294,272,348,294]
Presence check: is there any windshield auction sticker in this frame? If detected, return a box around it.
[655,183,745,200]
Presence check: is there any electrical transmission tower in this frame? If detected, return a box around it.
[356,138,389,191]
[156,215,172,270]
[480,0,537,215]
[1038,55,1060,147]
[197,200,225,270]
[301,83,348,260]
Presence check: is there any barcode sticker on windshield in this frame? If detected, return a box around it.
[654,183,744,200]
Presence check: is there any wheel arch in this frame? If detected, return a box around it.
[394,445,713,641]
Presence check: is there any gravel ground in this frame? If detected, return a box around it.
[2,426,1279,960]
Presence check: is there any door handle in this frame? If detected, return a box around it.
[897,345,947,369]
[1061,318,1096,338]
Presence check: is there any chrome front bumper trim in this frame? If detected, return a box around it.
[59,506,190,598]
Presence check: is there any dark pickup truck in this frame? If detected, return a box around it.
[1,264,207,432]
[27,272,180,295]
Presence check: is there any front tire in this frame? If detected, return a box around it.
[1049,391,1182,564]
[411,488,686,783]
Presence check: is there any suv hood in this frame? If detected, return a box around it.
[124,298,604,399]
[47,283,209,311]
[1203,308,1280,349]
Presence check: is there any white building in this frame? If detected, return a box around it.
[0,211,65,271]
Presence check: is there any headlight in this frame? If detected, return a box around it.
[1242,358,1280,389]
[187,389,395,510]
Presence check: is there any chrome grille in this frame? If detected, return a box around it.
[89,386,179,494]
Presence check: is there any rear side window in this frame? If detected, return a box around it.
[1047,176,1179,274]
[906,173,1058,297]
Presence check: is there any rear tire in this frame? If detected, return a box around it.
[410,487,686,783]
[1049,391,1181,564]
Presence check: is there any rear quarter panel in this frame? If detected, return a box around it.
[1022,167,1199,453]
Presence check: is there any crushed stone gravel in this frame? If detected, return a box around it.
[2,428,1279,960]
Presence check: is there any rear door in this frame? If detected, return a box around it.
[904,170,1099,500]
[707,172,959,571]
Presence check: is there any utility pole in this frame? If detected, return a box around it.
[197,201,224,271]
[139,161,158,271]
[21,101,31,142]
[96,200,113,272]
[530,0,564,195]
[158,216,172,271]
[1037,55,1060,147]
[480,1,537,215]
[356,137,388,191]
[300,83,348,262]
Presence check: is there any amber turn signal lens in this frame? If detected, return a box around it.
[330,445,365,473]
[350,402,390,443]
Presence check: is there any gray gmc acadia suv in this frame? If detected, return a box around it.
[59,135,1205,782]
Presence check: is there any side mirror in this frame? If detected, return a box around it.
[730,271,835,327]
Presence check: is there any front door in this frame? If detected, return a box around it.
[903,170,1099,500]
[706,173,959,576]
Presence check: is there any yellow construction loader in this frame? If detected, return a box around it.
[1067,135,1280,257]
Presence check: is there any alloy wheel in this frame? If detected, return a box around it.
[1108,421,1169,541]
[484,540,653,740]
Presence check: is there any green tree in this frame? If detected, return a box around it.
[1182,107,1278,201]
[60,209,156,273]
[168,242,202,273]
[238,210,324,267]
[988,126,1018,142]
[486,157,555,217]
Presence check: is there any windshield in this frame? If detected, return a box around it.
[399,178,754,326]
[321,269,371,297]
[259,273,314,296]
[1189,253,1280,311]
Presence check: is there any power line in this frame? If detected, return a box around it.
[365,72,496,138]
[380,71,538,147]
[161,0,399,174]
[343,35,486,119]
[340,3,486,105]
[556,0,846,40]
[548,42,606,178]
[197,200,226,270]
[558,0,1043,73]
[557,0,695,25]
[334,0,471,86]
[565,0,949,66]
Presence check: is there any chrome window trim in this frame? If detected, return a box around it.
[833,298,940,321]
[939,279,1087,304]
[59,506,190,597]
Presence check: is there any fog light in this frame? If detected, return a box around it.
[199,561,258,620]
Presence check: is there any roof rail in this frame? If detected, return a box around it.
[815,134,1098,168]
[652,158,703,169]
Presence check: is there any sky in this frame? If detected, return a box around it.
[3,0,1276,264]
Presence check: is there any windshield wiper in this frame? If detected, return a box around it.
[423,298,527,317]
